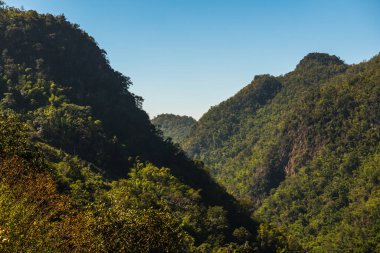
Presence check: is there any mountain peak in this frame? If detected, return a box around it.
[296,52,345,70]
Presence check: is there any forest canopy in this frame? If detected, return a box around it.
[182,52,380,251]
[0,6,259,252]
[0,3,379,252]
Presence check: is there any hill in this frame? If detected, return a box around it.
[1,4,378,252]
[152,114,196,144]
[0,6,258,252]
[183,52,380,251]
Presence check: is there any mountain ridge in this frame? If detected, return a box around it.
[0,7,259,252]
[0,5,379,252]
[181,51,380,251]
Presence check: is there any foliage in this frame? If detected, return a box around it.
[0,116,97,252]
[184,52,380,251]
[0,7,257,252]
[91,205,192,253]
[0,158,97,253]
[0,9,255,228]
[152,113,196,144]
[1,4,377,252]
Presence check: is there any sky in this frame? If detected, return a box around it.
[5,0,380,119]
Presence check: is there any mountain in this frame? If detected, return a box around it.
[183,53,348,204]
[152,114,196,144]
[1,4,378,252]
[0,7,258,252]
[183,52,380,251]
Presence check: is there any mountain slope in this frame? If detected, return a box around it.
[256,54,380,252]
[183,53,348,205]
[152,113,196,144]
[183,52,380,251]
[0,7,258,251]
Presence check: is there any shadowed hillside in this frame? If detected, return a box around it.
[0,6,258,252]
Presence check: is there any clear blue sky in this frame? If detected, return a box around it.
[6,0,380,119]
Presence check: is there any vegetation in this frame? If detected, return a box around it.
[0,3,378,252]
[152,113,196,144]
[183,53,380,251]
[0,6,257,252]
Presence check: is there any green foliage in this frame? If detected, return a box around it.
[0,119,96,252]
[152,113,196,144]
[0,110,45,169]
[0,7,257,251]
[0,10,255,230]
[232,227,252,244]
[31,104,113,167]
[105,164,204,237]
[184,52,380,251]
[3,4,377,252]
[91,206,192,253]
[0,110,248,252]
[183,54,348,206]
[0,162,96,253]
[48,148,106,207]
[255,53,380,251]
[104,163,251,248]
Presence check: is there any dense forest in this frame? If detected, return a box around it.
[152,114,196,144]
[182,53,380,251]
[0,6,261,252]
[0,3,379,253]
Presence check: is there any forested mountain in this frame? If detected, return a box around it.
[183,53,380,251]
[152,114,196,144]
[1,3,379,252]
[0,6,259,252]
